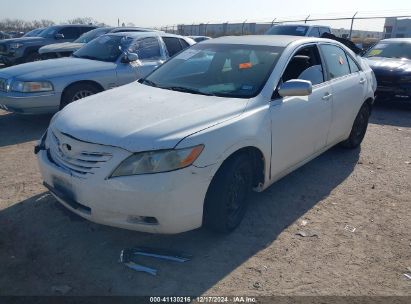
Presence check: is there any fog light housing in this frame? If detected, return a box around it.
[127,216,159,225]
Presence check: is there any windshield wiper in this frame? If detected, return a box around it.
[163,86,214,96]
[140,79,158,87]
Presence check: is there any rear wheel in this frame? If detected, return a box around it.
[203,153,253,234]
[340,103,371,149]
[60,83,101,110]
[24,52,41,63]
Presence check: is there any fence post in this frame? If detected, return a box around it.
[242,19,247,35]
[205,22,209,36]
[349,12,358,39]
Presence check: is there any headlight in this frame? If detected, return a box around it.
[111,145,204,177]
[11,81,54,93]
[9,43,24,49]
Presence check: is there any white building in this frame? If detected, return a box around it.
[384,17,411,38]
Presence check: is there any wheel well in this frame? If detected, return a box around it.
[364,97,374,113]
[221,147,265,188]
[61,81,104,101]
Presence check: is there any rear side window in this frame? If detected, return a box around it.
[320,44,351,79]
[58,27,80,39]
[163,37,183,57]
[79,27,95,35]
[320,27,331,35]
[308,27,320,37]
[179,39,190,49]
[347,55,360,73]
[129,37,162,60]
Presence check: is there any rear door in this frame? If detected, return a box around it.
[319,44,365,144]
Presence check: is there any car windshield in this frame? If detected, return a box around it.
[23,28,44,37]
[142,43,284,98]
[266,25,309,36]
[365,42,411,60]
[74,28,111,43]
[73,34,131,62]
[38,26,59,38]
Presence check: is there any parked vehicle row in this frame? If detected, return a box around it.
[39,27,161,59]
[33,35,376,234]
[0,25,98,66]
[0,32,195,114]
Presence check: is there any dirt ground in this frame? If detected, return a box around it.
[0,103,410,297]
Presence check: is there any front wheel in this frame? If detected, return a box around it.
[60,83,101,110]
[203,153,253,234]
[340,103,371,149]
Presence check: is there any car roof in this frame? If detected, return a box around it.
[52,24,97,28]
[380,38,411,43]
[108,31,187,39]
[110,27,160,33]
[203,35,324,47]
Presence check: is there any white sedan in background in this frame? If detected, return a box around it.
[36,35,376,234]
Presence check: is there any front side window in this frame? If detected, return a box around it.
[365,42,411,60]
[38,26,59,38]
[128,37,162,60]
[142,43,284,98]
[282,45,325,85]
[58,27,80,39]
[320,44,350,79]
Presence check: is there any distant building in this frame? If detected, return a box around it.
[384,17,411,38]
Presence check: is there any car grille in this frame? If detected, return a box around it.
[0,78,7,92]
[48,131,113,178]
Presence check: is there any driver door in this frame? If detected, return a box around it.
[115,37,165,86]
[270,44,333,178]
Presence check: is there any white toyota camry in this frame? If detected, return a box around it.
[36,35,376,234]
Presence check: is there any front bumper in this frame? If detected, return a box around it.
[36,147,217,234]
[0,90,60,114]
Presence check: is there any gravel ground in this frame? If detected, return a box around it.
[0,103,410,296]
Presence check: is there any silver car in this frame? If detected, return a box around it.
[0,32,195,114]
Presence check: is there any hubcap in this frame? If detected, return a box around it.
[72,90,94,102]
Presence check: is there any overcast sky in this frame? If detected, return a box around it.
[2,0,411,31]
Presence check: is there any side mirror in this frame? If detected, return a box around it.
[278,79,312,97]
[122,52,139,63]
[55,33,65,40]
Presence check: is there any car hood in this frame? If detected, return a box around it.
[39,42,85,54]
[52,82,248,152]
[0,37,46,45]
[366,57,411,73]
[0,57,116,80]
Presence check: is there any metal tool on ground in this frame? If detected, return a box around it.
[119,247,191,276]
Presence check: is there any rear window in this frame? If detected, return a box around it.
[266,25,309,36]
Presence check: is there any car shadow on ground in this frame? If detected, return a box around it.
[370,101,411,128]
[0,145,360,296]
[0,112,51,147]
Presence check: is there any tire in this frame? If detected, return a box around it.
[24,52,41,63]
[340,103,371,149]
[60,83,101,110]
[203,153,253,234]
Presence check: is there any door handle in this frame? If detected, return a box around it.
[359,78,366,84]
[322,93,332,100]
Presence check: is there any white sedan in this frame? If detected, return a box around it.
[36,35,376,234]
